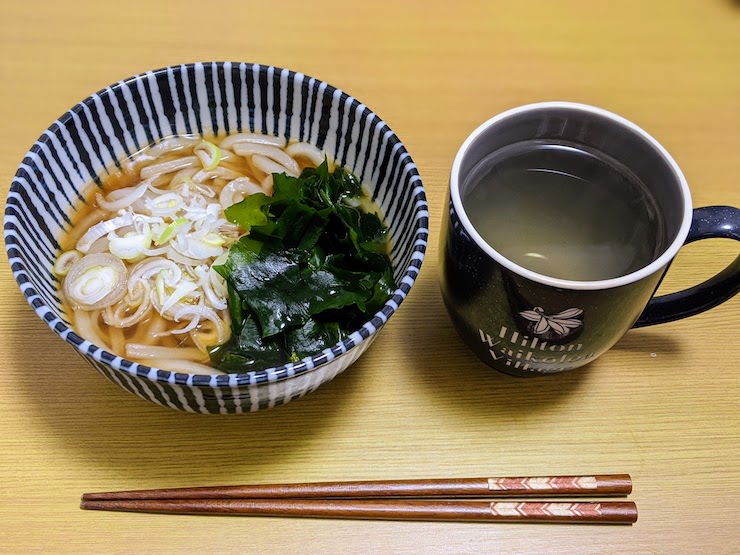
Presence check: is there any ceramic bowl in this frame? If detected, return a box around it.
[4,62,428,413]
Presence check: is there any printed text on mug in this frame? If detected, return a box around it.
[478,327,596,373]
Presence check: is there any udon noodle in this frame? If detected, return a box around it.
[56,134,326,375]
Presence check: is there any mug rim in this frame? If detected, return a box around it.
[449,101,694,291]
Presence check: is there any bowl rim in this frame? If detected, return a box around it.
[4,61,429,387]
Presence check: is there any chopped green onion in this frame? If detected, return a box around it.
[63,253,127,310]
[201,233,225,247]
[195,140,221,171]
[53,250,82,276]
[156,217,188,245]
[109,229,153,260]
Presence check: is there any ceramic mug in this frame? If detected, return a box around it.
[440,102,739,376]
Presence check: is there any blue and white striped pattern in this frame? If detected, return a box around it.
[4,62,428,413]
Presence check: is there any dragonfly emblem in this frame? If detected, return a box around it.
[518,307,584,339]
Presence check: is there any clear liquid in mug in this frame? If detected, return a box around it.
[462,140,665,281]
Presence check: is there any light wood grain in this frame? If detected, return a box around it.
[1,1,738,553]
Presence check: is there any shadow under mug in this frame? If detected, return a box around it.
[440,102,739,376]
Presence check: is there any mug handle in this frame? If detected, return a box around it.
[634,206,740,327]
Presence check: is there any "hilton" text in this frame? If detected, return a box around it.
[478,326,595,373]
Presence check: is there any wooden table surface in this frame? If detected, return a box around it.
[1,1,738,553]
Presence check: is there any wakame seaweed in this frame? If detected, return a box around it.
[209,161,395,372]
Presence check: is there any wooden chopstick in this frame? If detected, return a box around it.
[80,498,637,524]
[81,474,631,501]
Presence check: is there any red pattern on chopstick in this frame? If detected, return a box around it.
[490,502,604,519]
[487,476,598,492]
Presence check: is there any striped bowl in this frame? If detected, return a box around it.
[4,62,428,413]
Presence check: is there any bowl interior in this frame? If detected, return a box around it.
[4,62,428,388]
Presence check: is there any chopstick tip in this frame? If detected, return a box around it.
[81,500,109,511]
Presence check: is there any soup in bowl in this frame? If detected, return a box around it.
[4,62,428,413]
